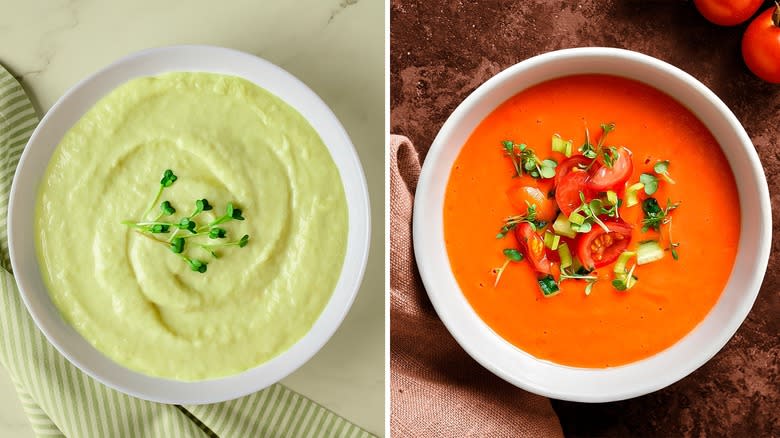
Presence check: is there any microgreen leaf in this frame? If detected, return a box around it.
[639,173,658,195]
[170,237,185,254]
[497,204,537,238]
[160,169,177,187]
[150,224,170,233]
[653,160,676,184]
[186,258,208,273]
[160,201,176,216]
[641,197,679,232]
[209,227,227,239]
[539,159,558,179]
[503,248,524,262]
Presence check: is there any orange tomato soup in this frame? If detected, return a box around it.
[443,74,740,368]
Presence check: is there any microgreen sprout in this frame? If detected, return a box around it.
[612,263,638,291]
[143,169,178,218]
[640,173,659,195]
[497,203,538,238]
[666,216,680,261]
[653,160,676,184]
[560,268,599,295]
[491,248,524,286]
[603,146,619,168]
[641,197,680,232]
[501,140,557,179]
[570,192,610,233]
[122,170,250,273]
[580,123,616,170]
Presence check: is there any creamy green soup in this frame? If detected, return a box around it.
[35,73,348,380]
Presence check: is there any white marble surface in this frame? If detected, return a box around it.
[0,0,384,435]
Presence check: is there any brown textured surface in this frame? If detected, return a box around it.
[390,0,780,436]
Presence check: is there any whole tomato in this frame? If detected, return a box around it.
[742,5,780,83]
[693,0,764,26]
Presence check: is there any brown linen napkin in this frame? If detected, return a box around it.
[389,134,564,437]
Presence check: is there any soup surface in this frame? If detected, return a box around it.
[36,72,348,380]
[443,74,740,368]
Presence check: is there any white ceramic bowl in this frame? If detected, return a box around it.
[413,47,771,402]
[8,46,371,404]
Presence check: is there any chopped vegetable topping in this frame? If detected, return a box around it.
[625,182,644,207]
[552,134,573,157]
[637,240,665,265]
[552,214,577,238]
[641,197,680,232]
[538,275,560,297]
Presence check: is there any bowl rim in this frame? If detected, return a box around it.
[8,45,371,404]
[413,47,771,402]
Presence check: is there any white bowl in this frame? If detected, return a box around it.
[413,47,771,402]
[8,46,371,404]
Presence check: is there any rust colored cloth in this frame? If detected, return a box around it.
[389,135,564,438]
[391,1,779,436]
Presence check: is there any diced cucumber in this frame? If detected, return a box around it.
[538,275,560,297]
[625,182,644,207]
[553,214,577,238]
[606,190,618,206]
[551,134,572,157]
[558,243,572,269]
[568,211,586,225]
[543,232,561,250]
[613,251,636,275]
[637,241,664,265]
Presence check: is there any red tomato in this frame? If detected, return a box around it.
[555,170,590,217]
[506,185,557,222]
[515,222,551,275]
[693,0,763,26]
[742,5,780,84]
[587,147,633,191]
[576,221,633,270]
[554,155,592,187]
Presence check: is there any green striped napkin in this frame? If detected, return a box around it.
[0,64,375,438]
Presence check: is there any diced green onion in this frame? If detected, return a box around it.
[568,211,586,225]
[637,240,665,265]
[625,182,644,207]
[613,251,636,275]
[551,134,572,157]
[558,243,572,269]
[553,214,577,238]
[538,275,560,297]
[606,190,618,206]
[543,232,561,250]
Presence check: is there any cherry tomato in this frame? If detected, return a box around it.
[506,185,557,222]
[587,147,633,191]
[515,222,551,275]
[576,221,633,270]
[693,0,763,26]
[742,5,780,84]
[555,170,591,217]
[554,155,591,187]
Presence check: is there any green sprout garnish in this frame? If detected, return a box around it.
[501,140,557,179]
[603,146,619,168]
[640,173,659,195]
[142,169,178,218]
[560,268,599,295]
[497,203,539,238]
[491,248,524,286]
[641,197,680,232]
[569,192,610,233]
[580,123,616,169]
[122,170,250,273]
[653,160,676,184]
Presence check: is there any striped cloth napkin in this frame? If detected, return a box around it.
[0,64,374,438]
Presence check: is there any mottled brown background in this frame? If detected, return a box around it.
[390,0,779,436]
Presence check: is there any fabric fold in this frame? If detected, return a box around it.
[389,134,563,438]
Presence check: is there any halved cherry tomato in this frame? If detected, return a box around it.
[693,0,763,26]
[587,147,633,191]
[576,221,633,270]
[515,222,551,275]
[742,5,780,84]
[554,155,592,187]
[506,185,557,222]
[555,170,590,217]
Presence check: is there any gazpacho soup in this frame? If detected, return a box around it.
[443,74,740,368]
